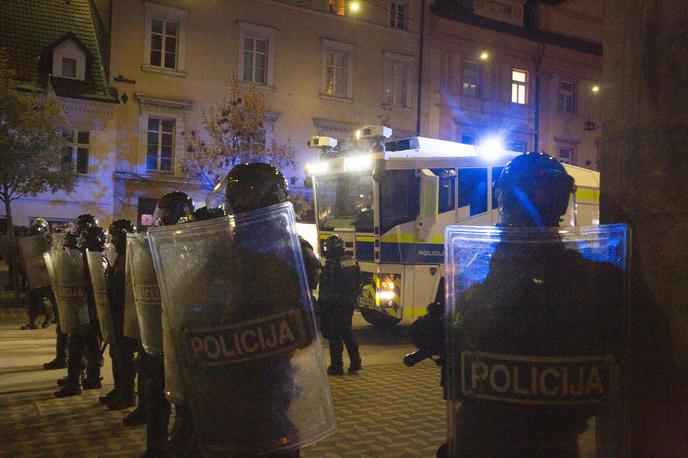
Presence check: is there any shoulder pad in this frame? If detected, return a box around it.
[340,259,357,268]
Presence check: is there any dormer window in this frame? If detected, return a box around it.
[62,58,77,78]
[51,37,87,81]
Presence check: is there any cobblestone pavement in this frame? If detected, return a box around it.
[0,309,446,457]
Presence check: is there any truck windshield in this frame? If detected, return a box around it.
[316,174,373,232]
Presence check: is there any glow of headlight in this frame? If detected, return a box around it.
[344,155,372,172]
[378,290,395,301]
[477,136,505,161]
[305,161,330,175]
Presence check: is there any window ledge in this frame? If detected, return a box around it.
[319,94,353,103]
[390,104,413,112]
[237,80,275,91]
[141,65,187,78]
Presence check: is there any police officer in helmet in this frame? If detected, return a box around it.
[222,162,320,457]
[318,234,362,376]
[101,219,138,410]
[143,191,194,457]
[411,152,624,457]
[55,214,106,397]
[20,218,56,330]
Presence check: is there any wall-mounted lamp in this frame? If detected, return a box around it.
[480,50,489,60]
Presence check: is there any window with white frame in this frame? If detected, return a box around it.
[62,130,90,174]
[384,53,411,108]
[144,2,187,73]
[511,69,527,104]
[558,147,573,164]
[321,40,354,99]
[391,2,408,30]
[238,22,276,87]
[146,117,175,172]
[463,60,481,97]
[558,80,576,113]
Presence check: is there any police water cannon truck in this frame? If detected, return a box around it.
[305,127,600,329]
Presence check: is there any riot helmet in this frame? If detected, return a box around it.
[30,218,50,236]
[224,163,289,214]
[494,152,574,227]
[108,219,134,254]
[78,225,106,252]
[75,214,96,233]
[323,235,345,259]
[154,191,194,226]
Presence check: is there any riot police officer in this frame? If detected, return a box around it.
[411,152,627,457]
[20,218,56,329]
[101,219,138,410]
[55,214,105,397]
[144,191,194,457]
[318,234,362,376]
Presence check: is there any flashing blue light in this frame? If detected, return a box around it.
[477,136,505,161]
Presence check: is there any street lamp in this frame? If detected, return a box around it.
[480,49,489,60]
[349,1,361,13]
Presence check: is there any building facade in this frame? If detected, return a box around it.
[106,0,423,227]
[425,0,603,168]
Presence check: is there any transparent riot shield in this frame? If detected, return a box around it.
[87,251,115,344]
[162,306,183,404]
[18,235,51,289]
[445,224,629,457]
[43,243,90,335]
[127,233,162,355]
[148,202,335,457]
[123,256,139,339]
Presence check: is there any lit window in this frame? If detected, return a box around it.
[146,118,175,172]
[558,80,576,113]
[62,130,90,174]
[384,56,411,108]
[511,69,527,105]
[391,2,408,30]
[321,40,354,99]
[462,60,481,97]
[329,0,347,16]
[61,58,77,79]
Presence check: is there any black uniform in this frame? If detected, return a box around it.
[104,246,138,408]
[55,224,105,397]
[318,252,362,375]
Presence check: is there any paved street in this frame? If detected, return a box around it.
[0,308,446,457]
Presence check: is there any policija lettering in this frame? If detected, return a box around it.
[186,310,306,366]
[461,351,618,405]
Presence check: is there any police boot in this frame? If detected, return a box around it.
[124,358,148,426]
[54,370,83,397]
[41,298,55,328]
[43,358,67,370]
[327,340,345,376]
[346,340,362,374]
[167,403,195,457]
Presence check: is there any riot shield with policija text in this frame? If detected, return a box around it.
[445,224,629,457]
[126,233,163,355]
[43,235,90,335]
[87,250,115,344]
[18,235,51,289]
[148,202,335,457]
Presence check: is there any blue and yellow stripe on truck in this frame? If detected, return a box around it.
[354,232,445,264]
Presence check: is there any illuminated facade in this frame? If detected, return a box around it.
[425,0,603,168]
[106,0,422,227]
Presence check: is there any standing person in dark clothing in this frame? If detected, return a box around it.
[318,234,362,376]
[55,214,105,397]
[101,219,138,410]
[19,218,56,330]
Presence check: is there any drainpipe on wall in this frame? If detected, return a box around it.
[416,0,426,136]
